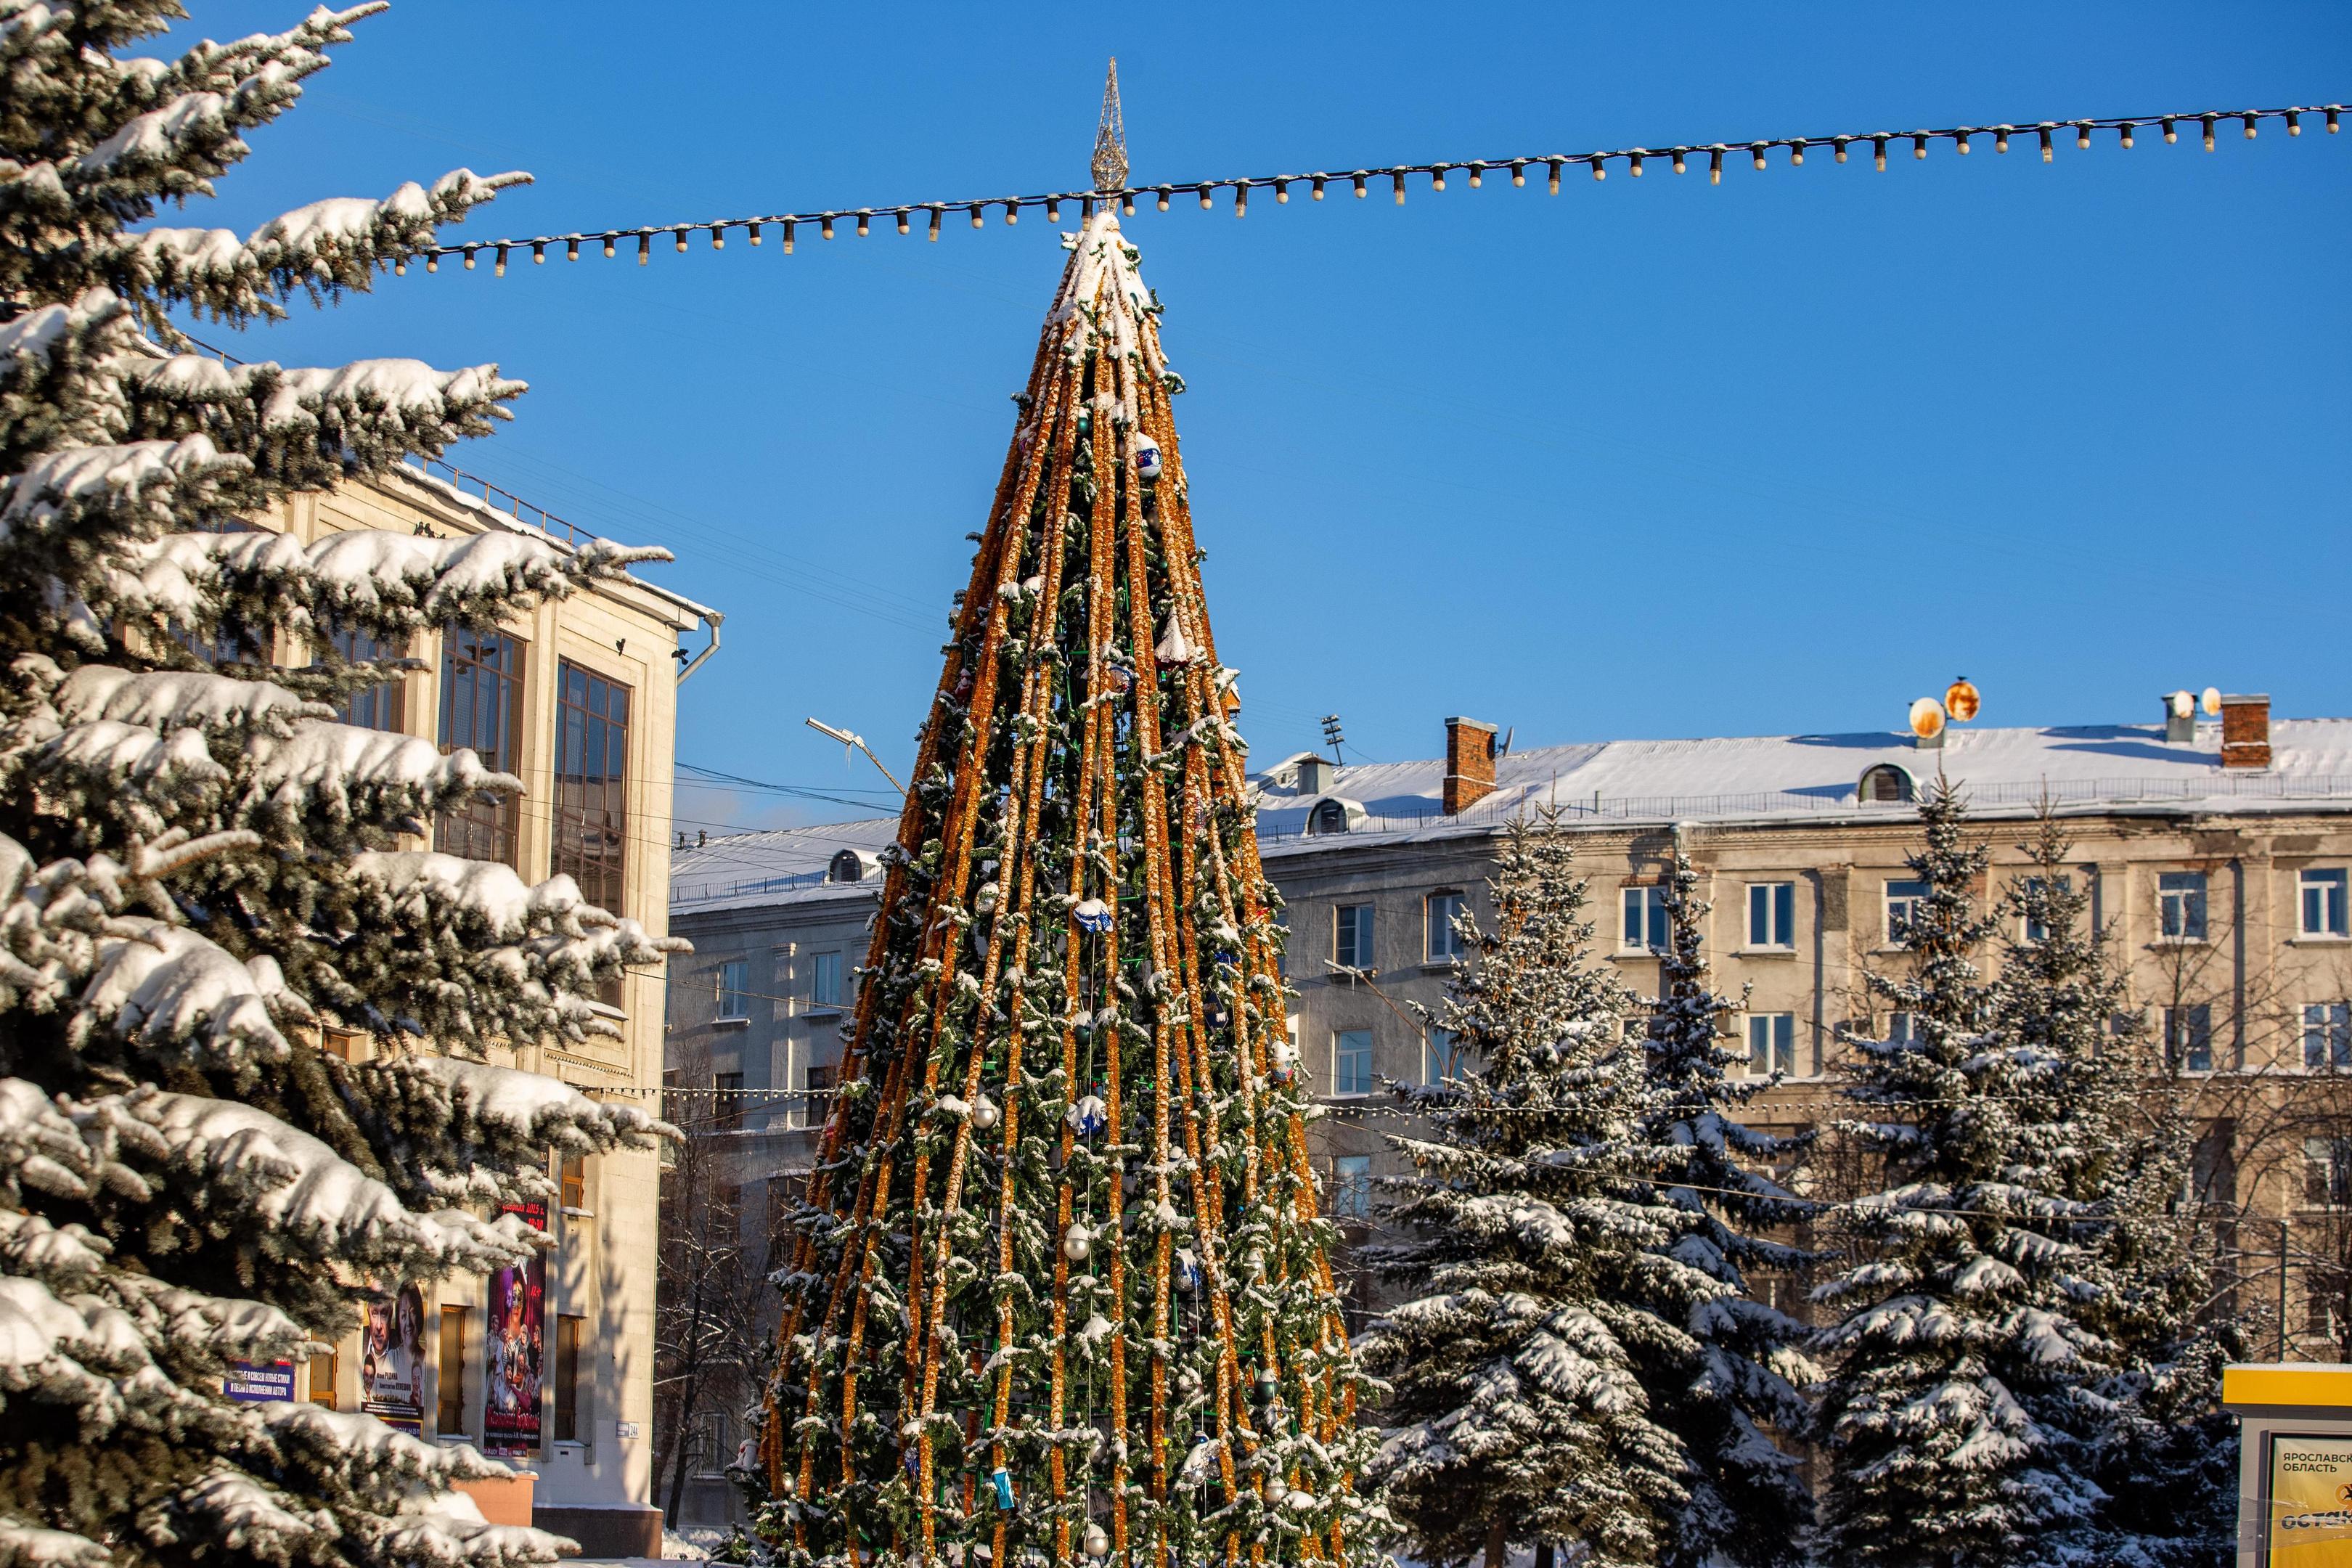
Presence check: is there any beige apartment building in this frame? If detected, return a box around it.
[242,465,718,1556]
[665,694,2352,1525]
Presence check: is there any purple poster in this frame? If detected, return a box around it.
[361,1282,425,1432]
[484,1200,547,1458]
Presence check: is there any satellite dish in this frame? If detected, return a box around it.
[2202,687,2224,716]
[2170,690,2194,719]
[1944,677,1981,723]
[1909,698,1947,739]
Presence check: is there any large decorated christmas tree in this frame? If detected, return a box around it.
[754,211,1378,1568]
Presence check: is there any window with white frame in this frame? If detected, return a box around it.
[1884,880,1929,945]
[715,959,751,1021]
[1621,886,1668,952]
[809,950,844,1010]
[1885,1010,1919,1045]
[2308,1137,2352,1208]
[2302,869,2349,938]
[2158,872,2208,942]
[1330,1155,1371,1219]
[1747,881,1795,949]
[1746,1013,1795,1077]
[2306,1003,2352,1071]
[1334,905,1375,971]
[1423,1027,1464,1085]
[2163,1004,2213,1073]
[1426,891,1467,963]
[1333,1029,1374,1096]
[2020,875,2072,945]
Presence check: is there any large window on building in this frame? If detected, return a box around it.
[1621,886,1668,952]
[2303,869,2349,939]
[1330,1155,1371,1219]
[1333,1029,1373,1096]
[2305,1004,2352,1072]
[436,627,524,867]
[1426,891,1466,963]
[2020,875,2071,946]
[809,950,845,1009]
[1747,881,1795,949]
[2164,1004,2213,1074]
[552,661,629,911]
[2308,1137,2352,1208]
[1746,1013,1795,1077]
[329,623,407,732]
[715,959,751,1020]
[1884,879,1929,946]
[1334,904,1374,971]
[2157,871,2208,942]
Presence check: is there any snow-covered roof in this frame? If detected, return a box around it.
[671,816,902,915]
[672,714,2352,912]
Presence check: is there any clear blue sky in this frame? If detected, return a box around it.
[166,1,2351,836]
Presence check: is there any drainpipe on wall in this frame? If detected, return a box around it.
[677,608,724,682]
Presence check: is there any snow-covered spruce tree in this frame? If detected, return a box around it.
[1363,811,1691,1568]
[0,7,677,1568]
[1810,780,2111,1568]
[1633,846,1816,1568]
[751,215,1377,1568]
[1990,815,2239,1568]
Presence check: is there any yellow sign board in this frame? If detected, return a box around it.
[2267,1432,2352,1565]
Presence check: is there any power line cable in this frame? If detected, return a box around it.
[396,102,2344,275]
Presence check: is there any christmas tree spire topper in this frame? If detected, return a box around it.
[1093,57,1129,191]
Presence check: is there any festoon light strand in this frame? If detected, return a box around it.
[409,101,2345,277]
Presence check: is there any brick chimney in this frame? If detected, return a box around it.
[2220,694,2271,769]
[1444,717,1497,814]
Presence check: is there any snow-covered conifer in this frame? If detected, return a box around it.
[1810,782,2110,1568]
[1991,815,2239,1568]
[0,7,677,1566]
[1362,812,1691,1568]
[1633,846,1816,1568]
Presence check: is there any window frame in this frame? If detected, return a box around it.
[2020,874,2072,946]
[1884,878,1930,947]
[1334,903,1375,972]
[1332,1029,1374,1097]
[1620,885,1669,954]
[1330,1155,1372,1220]
[715,959,752,1021]
[1745,1011,1796,1077]
[550,659,632,915]
[2163,1003,2214,1074]
[329,621,408,732]
[2304,1003,2352,1074]
[1746,881,1796,950]
[2157,870,2209,943]
[1425,891,1467,964]
[433,625,526,868]
[552,1314,587,1445]
[809,950,846,1010]
[713,1070,745,1132]
[2301,868,2350,939]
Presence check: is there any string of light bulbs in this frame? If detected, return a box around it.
[404,101,2346,277]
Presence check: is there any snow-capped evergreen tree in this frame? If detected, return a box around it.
[1362,812,1691,1568]
[1990,816,2239,1568]
[1633,846,1816,1568]
[0,7,677,1567]
[1810,780,2112,1568]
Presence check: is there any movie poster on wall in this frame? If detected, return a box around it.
[483,1199,547,1458]
[360,1281,426,1432]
